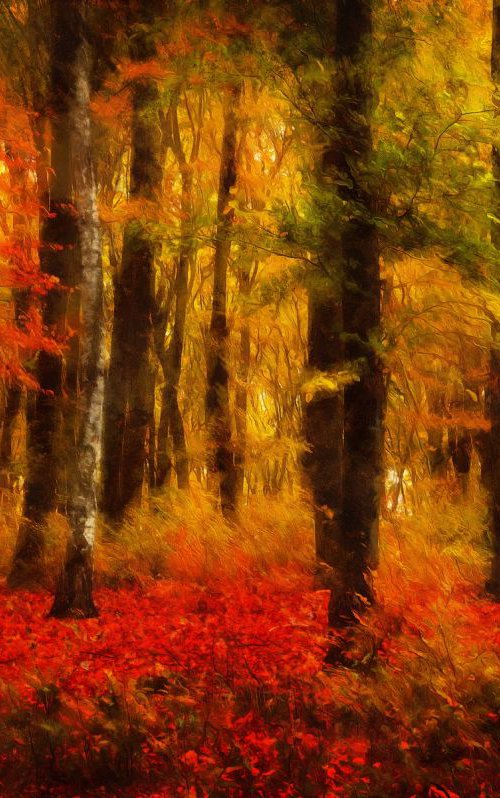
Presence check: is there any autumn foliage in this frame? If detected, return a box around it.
[0,0,500,796]
[0,488,496,797]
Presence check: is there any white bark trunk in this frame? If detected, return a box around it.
[51,38,104,617]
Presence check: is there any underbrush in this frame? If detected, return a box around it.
[0,481,497,796]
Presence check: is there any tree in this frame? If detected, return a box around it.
[102,1,165,518]
[50,1,104,617]
[205,82,242,517]
[301,0,384,642]
[8,0,83,586]
[155,92,201,490]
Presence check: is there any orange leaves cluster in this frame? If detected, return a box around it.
[118,59,173,84]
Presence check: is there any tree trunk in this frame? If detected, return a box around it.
[304,288,344,568]
[9,2,81,587]
[234,266,252,498]
[329,0,385,632]
[427,388,448,477]
[167,170,191,491]
[488,0,500,597]
[102,7,163,518]
[448,427,473,493]
[51,29,104,618]
[0,292,27,485]
[206,84,241,518]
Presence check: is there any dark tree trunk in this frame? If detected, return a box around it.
[168,167,191,490]
[234,266,252,498]
[0,294,28,485]
[304,290,343,566]
[329,0,385,633]
[102,6,163,518]
[9,2,81,587]
[488,0,500,598]
[159,241,190,490]
[427,389,448,476]
[0,382,23,476]
[206,84,241,518]
[0,148,33,486]
[156,387,173,488]
[448,427,473,493]
[155,97,197,491]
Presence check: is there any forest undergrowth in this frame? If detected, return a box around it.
[0,484,498,798]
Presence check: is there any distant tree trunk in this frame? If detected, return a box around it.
[448,427,473,493]
[0,154,29,485]
[0,382,23,475]
[488,0,500,597]
[234,266,252,497]
[1,3,49,489]
[103,6,163,518]
[51,30,104,618]
[156,101,194,490]
[329,0,385,632]
[9,2,81,587]
[159,228,190,489]
[165,234,190,491]
[427,388,448,476]
[0,294,27,483]
[206,84,241,518]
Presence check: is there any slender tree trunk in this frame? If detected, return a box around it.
[0,383,23,476]
[488,0,500,597]
[0,153,29,485]
[162,167,191,490]
[234,266,251,497]
[0,293,27,484]
[51,30,104,618]
[155,98,195,491]
[102,7,163,518]
[329,0,384,632]
[448,426,473,493]
[9,2,81,587]
[156,389,173,488]
[206,84,241,518]
[427,388,448,476]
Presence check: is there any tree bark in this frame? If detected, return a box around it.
[205,84,241,518]
[427,388,448,477]
[234,266,252,498]
[329,0,385,633]
[50,28,104,618]
[9,1,81,587]
[304,288,343,566]
[102,6,163,518]
[488,0,500,597]
[156,101,194,490]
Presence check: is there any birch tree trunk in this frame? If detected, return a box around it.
[50,33,104,618]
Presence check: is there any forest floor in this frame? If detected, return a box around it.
[0,489,498,797]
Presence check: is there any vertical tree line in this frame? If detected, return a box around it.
[0,0,498,638]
